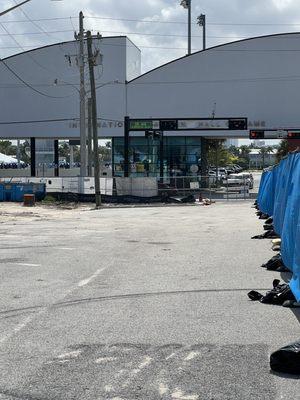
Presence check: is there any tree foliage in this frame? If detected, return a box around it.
[276,140,289,163]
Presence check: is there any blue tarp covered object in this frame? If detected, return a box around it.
[256,152,300,301]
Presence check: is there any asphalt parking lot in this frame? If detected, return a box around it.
[0,201,299,400]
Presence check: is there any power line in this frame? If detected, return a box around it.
[3,42,300,51]
[2,73,300,88]
[2,15,300,27]
[13,0,60,40]
[129,75,300,84]
[2,28,300,41]
[0,29,244,39]
[0,29,73,36]
[0,57,76,99]
[0,117,123,125]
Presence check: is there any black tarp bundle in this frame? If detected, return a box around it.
[270,341,300,375]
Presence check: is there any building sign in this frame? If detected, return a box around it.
[178,119,229,130]
[129,120,160,130]
[69,121,124,129]
[248,120,266,128]
[128,118,247,132]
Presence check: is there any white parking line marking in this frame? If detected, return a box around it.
[159,383,169,395]
[184,351,200,361]
[132,356,152,374]
[95,357,117,364]
[78,267,107,287]
[171,389,199,400]
[166,352,176,360]
[15,263,41,267]
[0,266,108,346]
[57,350,82,359]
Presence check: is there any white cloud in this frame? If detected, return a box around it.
[1,0,300,72]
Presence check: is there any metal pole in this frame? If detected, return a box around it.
[124,116,130,177]
[87,98,93,176]
[86,31,101,208]
[17,139,21,169]
[79,11,87,177]
[197,14,206,51]
[188,0,192,55]
[30,138,36,177]
[203,14,206,50]
[159,131,164,182]
[54,140,59,177]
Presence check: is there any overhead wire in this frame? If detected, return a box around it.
[2,15,300,27]
[0,58,76,98]
[0,117,124,125]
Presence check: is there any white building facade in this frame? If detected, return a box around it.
[1,32,300,176]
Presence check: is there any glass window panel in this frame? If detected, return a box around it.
[166,137,185,145]
[186,137,202,145]
[186,146,201,155]
[164,146,185,156]
[130,137,147,145]
[113,138,124,146]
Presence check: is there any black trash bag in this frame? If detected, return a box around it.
[247,279,295,305]
[265,217,273,225]
[259,213,269,220]
[263,223,274,231]
[251,230,280,239]
[270,341,300,375]
[261,254,284,271]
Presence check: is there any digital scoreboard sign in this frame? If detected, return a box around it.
[129,118,247,131]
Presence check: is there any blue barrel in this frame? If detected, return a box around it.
[0,183,46,202]
[0,184,4,201]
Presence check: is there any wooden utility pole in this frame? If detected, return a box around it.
[87,98,93,176]
[78,11,87,177]
[86,31,101,207]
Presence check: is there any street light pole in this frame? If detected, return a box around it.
[197,14,206,50]
[188,0,192,55]
[180,0,192,55]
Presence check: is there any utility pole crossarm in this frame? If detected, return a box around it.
[0,0,31,16]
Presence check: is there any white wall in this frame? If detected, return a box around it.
[127,33,300,138]
[2,33,300,139]
[0,37,140,139]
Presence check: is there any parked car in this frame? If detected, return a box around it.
[236,172,254,189]
[223,173,253,189]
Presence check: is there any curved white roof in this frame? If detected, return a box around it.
[1,32,300,139]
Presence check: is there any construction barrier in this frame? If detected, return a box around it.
[257,153,300,301]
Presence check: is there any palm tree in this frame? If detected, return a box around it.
[276,140,289,162]
[259,146,274,169]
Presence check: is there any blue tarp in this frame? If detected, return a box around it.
[256,153,300,301]
[273,154,297,236]
[281,154,300,273]
[258,168,278,217]
[257,170,269,210]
